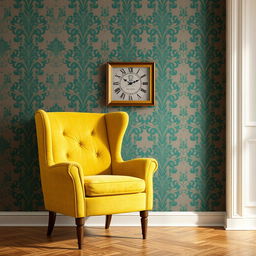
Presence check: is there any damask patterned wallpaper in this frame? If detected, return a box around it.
[0,0,225,211]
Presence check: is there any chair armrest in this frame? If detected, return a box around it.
[49,161,84,185]
[112,158,158,180]
[43,162,85,217]
[112,158,158,210]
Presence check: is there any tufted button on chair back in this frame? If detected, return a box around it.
[47,112,111,176]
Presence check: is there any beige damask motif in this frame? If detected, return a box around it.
[0,0,225,211]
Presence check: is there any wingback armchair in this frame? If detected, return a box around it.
[35,110,158,249]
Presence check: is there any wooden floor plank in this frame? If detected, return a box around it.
[1,227,256,256]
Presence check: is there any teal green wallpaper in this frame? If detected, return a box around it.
[0,0,225,211]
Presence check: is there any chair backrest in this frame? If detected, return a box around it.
[35,111,128,176]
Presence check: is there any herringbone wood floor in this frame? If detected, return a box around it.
[0,226,256,256]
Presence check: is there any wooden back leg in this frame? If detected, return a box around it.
[47,211,56,236]
[105,215,112,229]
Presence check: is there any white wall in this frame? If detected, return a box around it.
[226,0,256,230]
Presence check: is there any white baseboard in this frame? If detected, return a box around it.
[225,217,256,230]
[0,211,225,227]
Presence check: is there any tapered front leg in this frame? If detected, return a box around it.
[105,215,112,229]
[140,211,148,239]
[75,217,85,249]
[47,211,56,236]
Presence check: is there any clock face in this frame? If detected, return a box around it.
[111,67,150,101]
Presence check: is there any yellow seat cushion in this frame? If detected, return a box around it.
[84,175,145,197]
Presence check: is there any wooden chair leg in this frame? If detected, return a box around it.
[47,211,56,236]
[105,215,112,229]
[75,217,85,249]
[140,210,148,239]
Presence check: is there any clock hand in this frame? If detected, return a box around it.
[132,79,140,84]
[123,78,133,85]
[123,78,132,85]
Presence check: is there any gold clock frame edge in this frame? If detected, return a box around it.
[106,62,155,106]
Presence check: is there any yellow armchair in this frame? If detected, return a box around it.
[35,110,158,249]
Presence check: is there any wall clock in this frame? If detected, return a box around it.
[106,62,155,106]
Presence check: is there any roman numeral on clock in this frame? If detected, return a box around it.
[140,74,146,79]
[115,74,121,78]
[114,88,121,94]
[120,68,126,75]
[113,82,120,86]
[129,95,133,101]
[128,67,133,73]
[143,82,148,85]
[140,88,147,93]
[120,93,125,99]
[137,94,141,99]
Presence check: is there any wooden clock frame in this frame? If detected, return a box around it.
[106,62,155,106]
